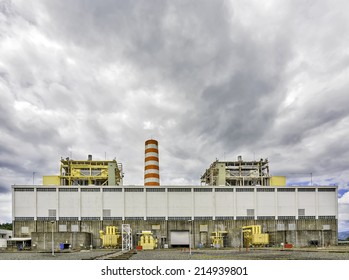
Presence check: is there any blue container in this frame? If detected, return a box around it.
[59,243,64,250]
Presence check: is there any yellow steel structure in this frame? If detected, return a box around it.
[43,156,123,186]
[99,226,121,248]
[242,225,269,247]
[43,175,60,185]
[137,231,157,250]
[270,176,286,186]
[210,231,227,248]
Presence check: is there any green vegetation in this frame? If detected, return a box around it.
[0,223,12,230]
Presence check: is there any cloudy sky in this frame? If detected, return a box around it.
[0,0,348,231]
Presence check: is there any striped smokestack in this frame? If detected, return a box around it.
[144,139,160,186]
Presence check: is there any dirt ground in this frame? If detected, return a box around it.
[1,246,349,260]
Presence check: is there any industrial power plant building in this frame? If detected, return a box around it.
[11,140,338,251]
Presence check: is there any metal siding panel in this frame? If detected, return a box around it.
[58,192,80,217]
[102,192,123,217]
[146,192,167,217]
[36,192,57,217]
[168,192,192,217]
[257,192,276,216]
[215,192,234,216]
[277,192,296,216]
[14,192,36,217]
[124,192,145,217]
[298,192,316,216]
[194,192,213,216]
[235,192,255,216]
[318,192,337,216]
[81,192,102,217]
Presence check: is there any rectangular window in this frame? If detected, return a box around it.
[124,188,144,192]
[168,217,192,221]
[103,188,122,192]
[59,217,78,221]
[168,188,191,192]
[247,209,255,216]
[194,216,213,220]
[48,209,56,218]
[318,216,336,220]
[71,224,79,232]
[278,216,296,220]
[257,216,275,220]
[146,217,166,221]
[124,217,144,220]
[21,227,29,234]
[277,223,285,231]
[215,188,234,192]
[298,188,315,192]
[103,209,111,217]
[236,188,254,192]
[14,188,34,192]
[215,216,234,220]
[81,188,100,192]
[194,188,213,192]
[59,224,67,232]
[318,188,336,192]
[59,188,78,192]
[81,217,100,221]
[257,188,275,192]
[298,209,305,216]
[277,188,295,192]
[146,188,165,192]
[288,224,296,231]
[37,188,57,192]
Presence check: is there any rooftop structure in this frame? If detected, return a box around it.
[43,155,123,186]
[201,156,285,186]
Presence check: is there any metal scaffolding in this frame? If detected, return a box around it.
[122,224,132,251]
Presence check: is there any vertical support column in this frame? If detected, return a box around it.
[191,187,194,221]
[34,187,37,221]
[78,187,81,221]
[275,187,278,220]
[144,188,147,221]
[254,187,257,220]
[122,188,125,221]
[100,187,103,221]
[315,187,319,219]
[56,187,59,222]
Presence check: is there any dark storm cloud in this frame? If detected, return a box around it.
[1,0,349,227]
[0,184,8,193]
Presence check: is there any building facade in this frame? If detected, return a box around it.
[12,185,338,249]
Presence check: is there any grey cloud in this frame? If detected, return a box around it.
[0,1,348,199]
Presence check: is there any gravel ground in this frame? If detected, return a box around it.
[129,248,349,260]
[1,247,349,260]
[0,249,116,260]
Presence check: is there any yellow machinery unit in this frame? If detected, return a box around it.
[242,225,269,247]
[137,231,157,250]
[210,231,227,248]
[99,226,121,248]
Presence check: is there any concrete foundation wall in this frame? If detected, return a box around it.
[14,218,338,248]
[31,232,92,251]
